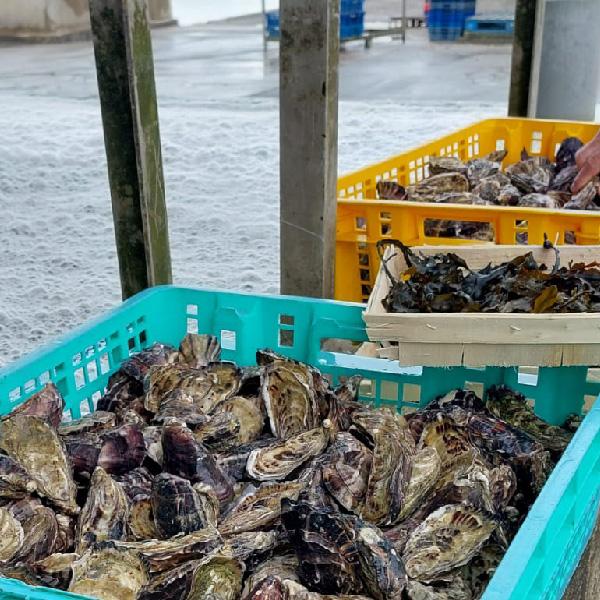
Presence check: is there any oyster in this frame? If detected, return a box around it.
[154,389,207,426]
[162,422,233,505]
[282,499,361,595]
[517,193,559,209]
[247,427,329,481]
[59,411,116,436]
[215,396,264,444]
[152,473,209,538]
[188,556,243,599]
[376,181,407,200]
[224,530,280,565]
[564,179,600,210]
[11,383,64,429]
[284,580,373,599]
[76,467,128,552]
[243,554,300,597]
[429,156,467,176]
[321,432,372,513]
[473,177,501,204]
[506,155,552,194]
[139,560,199,600]
[497,184,521,206]
[466,159,501,188]
[97,371,143,415]
[13,504,59,563]
[97,424,146,475]
[0,414,78,514]
[114,467,157,541]
[55,513,76,552]
[261,363,319,439]
[194,411,242,452]
[352,410,415,525]
[397,446,441,521]
[219,481,302,535]
[244,575,287,600]
[193,482,220,529]
[179,333,221,368]
[64,433,102,479]
[34,552,78,588]
[121,343,177,382]
[354,524,407,599]
[486,385,572,454]
[0,454,38,500]
[69,545,149,600]
[0,506,24,563]
[406,576,473,600]
[403,504,497,581]
[107,529,222,573]
[409,173,469,201]
[216,437,277,482]
[555,137,583,173]
[142,425,164,471]
[550,163,578,192]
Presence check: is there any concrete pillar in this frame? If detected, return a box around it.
[529,0,600,121]
[279,0,340,298]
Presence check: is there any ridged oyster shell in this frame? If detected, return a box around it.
[0,507,24,563]
[188,556,243,599]
[11,383,64,430]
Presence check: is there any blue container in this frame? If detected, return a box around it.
[0,286,600,600]
[265,10,280,39]
[427,0,476,39]
[341,0,365,14]
[340,11,365,39]
[428,25,463,41]
[465,15,515,35]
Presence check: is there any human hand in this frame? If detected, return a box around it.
[572,130,600,194]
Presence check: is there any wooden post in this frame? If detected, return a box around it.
[507,0,537,117]
[279,0,340,298]
[261,0,267,52]
[401,0,407,44]
[89,0,172,300]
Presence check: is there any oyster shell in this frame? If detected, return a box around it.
[114,467,157,540]
[224,530,280,566]
[215,437,277,482]
[517,193,559,209]
[121,343,177,382]
[0,454,38,500]
[497,184,521,206]
[284,580,373,599]
[564,179,600,210]
[151,473,209,538]
[409,173,469,201]
[55,513,76,552]
[243,554,300,598]
[0,414,78,514]
[194,411,242,452]
[282,499,361,595]
[142,425,163,471]
[466,159,501,188]
[107,529,222,573]
[188,556,243,599]
[261,363,319,439]
[11,383,64,430]
[352,410,415,525]
[69,544,149,600]
[429,156,467,176]
[406,576,473,600]
[244,575,287,600]
[247,427,329,481]
[76,466,128,552]
[355,524,407,599]
[486,385,572,455]
[397,446,442,521]
[179,333,221,368]
[193,482,220,529]
[555,137,583,173]
[97,371,143,415]
[0,506,24,563]
[162,422,233,505]
[13,504,59,563]
[97,424,146,476]
[321,432,372,513]
[59,411,116,436]
[65,433,102,479]
[403,504,497,581]
[154,389,208,426]
[33,552,78,588]
[215,396,264,444]
[376,181,407,200]
[219,481,302,535]
[138,560,199,600]
[506,156,552,194]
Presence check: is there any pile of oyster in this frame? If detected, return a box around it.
[376,137,600,241]
[379,239,600,313]
[0,335,577,599]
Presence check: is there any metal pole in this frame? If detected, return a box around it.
[279,0,340,298]
[89,0,172,299]
[261,0,267,52]
[507,0,537,116]
[401,0,407,44]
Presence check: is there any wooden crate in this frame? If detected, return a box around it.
[365,245,600,367]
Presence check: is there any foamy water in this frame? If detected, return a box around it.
[172,0,279,25]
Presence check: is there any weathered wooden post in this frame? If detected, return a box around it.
[89,0,172,300]
[279,0,340,298]
[507,0,537,117]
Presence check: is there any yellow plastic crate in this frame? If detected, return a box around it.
[335,117,600,302]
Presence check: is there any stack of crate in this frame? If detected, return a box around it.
[427,0,476,41]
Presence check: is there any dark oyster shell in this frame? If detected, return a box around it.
[121,343,177,383]
[321,432,372,514]
[555,137,584,173]
[429,156,467,176]
[194,411,242,453]
[247,427,329,482]
[69,545,149,599]
[139,560,199,600]
[517,193,559,208]
[76,466,128,552]
[64,433,102,480]
[224,530,281,566]
[188,556,243,600]
[11,383,64,430]
[506,156,552,193]
[243,554,300,598]
[215,396,265,444]
[179,333,221,368]
[151,473,208,538]
[466,159,501,188]
[0,454,38,500]
[219,481,302,535]
[497,184,521,206]
[376,181,407,200]
[97,424,146,476]
[244,575,287,600]
[0,415,78,515]
[216,436,278,482]
[409,173,469,201]
[13,504,59,563]
[162,422,233,505]
[564,179,600,210]
[97,371,143,415]
[282,499,361,595]
[153,389,207,426]
[397,446,441,521]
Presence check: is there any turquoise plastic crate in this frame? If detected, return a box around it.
[1,286,600,600]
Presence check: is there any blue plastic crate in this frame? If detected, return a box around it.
[341,0,365,15]
[1,286,600,600]
[429,25,464,40]
[465,15,515,35]
[340,11,365,39]
[265,10,280,39]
